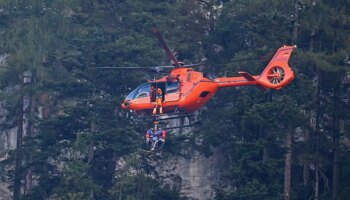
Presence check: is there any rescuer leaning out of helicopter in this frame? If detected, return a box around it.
[153,88,163,115]
[146,122,167,150]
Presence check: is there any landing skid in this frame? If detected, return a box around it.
[127,111,199,130]
[153,112,200,129]
[153,113,195,121]
[129,111,194,121]
[162,124,195,130]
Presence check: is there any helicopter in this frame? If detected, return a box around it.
[116,28,296,122]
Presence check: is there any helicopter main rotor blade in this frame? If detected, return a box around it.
[90,65,176,73]
[230,57,266,62]
[182,63,200,68]
[151,27,182,68]
[90,63,199,73]
[92,66,174,69]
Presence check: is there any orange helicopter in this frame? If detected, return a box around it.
[117,28,296,121]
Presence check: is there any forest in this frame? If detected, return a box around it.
[0,0,350,200]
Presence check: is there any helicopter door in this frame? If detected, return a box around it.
[165,80,180,102]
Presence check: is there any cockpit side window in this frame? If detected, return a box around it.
[166,81,180,94]
[125,83,151,100]
[135,83,150,99]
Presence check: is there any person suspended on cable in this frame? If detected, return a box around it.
[159,129,166,142]
[158,128,167,149]
[150,121,163,151]
[153,88,163,115]
[151,125,159,151]
[146,127,154,148]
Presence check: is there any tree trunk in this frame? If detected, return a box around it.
[284,128,293,200]
[314,70,322,200]
[24,70,34,195]
[303,130,311,200]
[88,120,95,163]
[332,82,341,200]
[303,130,310,185]
[87,120,95,200]
[291,0,300,44]
[13,74,25,200]
[40,93,50,119]
[332,117,339,200]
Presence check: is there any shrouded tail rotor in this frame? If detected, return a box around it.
[267,66,285,85]
[257,45,296,89]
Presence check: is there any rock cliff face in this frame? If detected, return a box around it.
[115,116,227,200]
[155,147,226,200]
[0,96,17,157]
[0,130,14,199]
[152,116,226,200]
[0,182,11,200]
[115,145,227,200]
[0,102,16,200]
[0,128,16,157]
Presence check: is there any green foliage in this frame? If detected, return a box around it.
[109,174,184,200]
[1,1,350,200]
[57,161,100,200]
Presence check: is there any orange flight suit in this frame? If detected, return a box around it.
[153,88,163,114]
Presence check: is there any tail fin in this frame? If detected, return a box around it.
[257,45,296,89]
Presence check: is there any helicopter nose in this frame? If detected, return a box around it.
[121,100,130,110]
[121,103,127,110]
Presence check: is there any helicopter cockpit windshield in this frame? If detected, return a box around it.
[125,83,151,100]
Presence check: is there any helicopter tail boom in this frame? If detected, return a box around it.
[216,45,296,89]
